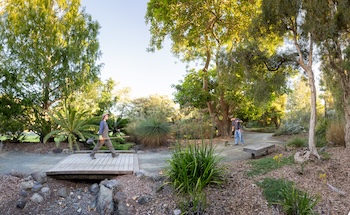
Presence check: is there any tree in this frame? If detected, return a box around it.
[146,0,259,136]
[255,0,320,158]
[0,0,101,140]
[125,95,178,122]
[309,0,350,148]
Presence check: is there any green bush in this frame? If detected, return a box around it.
[274,123,306,136]
[135,117,171,148]
[277,184,319,215]
[247,155,294,177]
[166,143,225,194]
[287,137,307,148]
[326,121,345,146]
[172,117,215,139]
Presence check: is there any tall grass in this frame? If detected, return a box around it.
[135,117,171,148]
[166,142,225,194]
[326,121,345,146]
[165,142,225,213]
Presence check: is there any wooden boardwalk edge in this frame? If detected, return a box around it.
[46,153,138,178]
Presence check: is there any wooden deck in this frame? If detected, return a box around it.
[46,152,138,179]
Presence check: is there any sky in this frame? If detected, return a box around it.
[81,0,190,99]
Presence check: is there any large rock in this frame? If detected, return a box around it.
[31,171,47,184]
[97,185,114,215]
[294,150,311,164]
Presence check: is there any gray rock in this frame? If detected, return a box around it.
[137,195,152,205]
[113,192,126,203]
[19,190,28,197]
[90,183,100,194]
[41,186,51,197]
[31,171,47,184]
[100,179,122,191]
[32,182,43,192]
[30,193,44,203]
[97,185,114,215]
[57,187,68,198]
[174,209,181,215]
[20,180,34,190]
[16,198,27,209]
[117,201,128,215]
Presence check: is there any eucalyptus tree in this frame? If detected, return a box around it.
[308,0,350,148]
[253,0,321,158]
[146,0,259,136]
[0,0,101,140]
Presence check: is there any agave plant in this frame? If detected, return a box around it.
[43,105,98,151]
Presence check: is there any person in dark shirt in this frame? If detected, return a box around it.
[231,117,244,145]
[90,113,119,159]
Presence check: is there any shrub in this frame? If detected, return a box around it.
[172,117,215,139]
[287,137,307,148]
[274,123,306,136]
[277,185,319,215]
[257,178,319,214]
[165,142,225,213]
[326,121,345,146]
[165,142,225,194]
[135,117,171,148]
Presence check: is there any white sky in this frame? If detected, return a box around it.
[81,0,190,99]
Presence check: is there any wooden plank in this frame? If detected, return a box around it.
[46,153,137,178]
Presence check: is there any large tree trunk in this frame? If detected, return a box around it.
[341,73,350,148]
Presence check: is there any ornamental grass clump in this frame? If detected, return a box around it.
[166,142,225,194]
[165,142,225,213]
[135,117,171,148]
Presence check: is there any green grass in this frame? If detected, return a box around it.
[287,137,307,148]
[247,155,294,177]
[257,178,294,204]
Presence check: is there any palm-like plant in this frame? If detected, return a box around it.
[43,105,98,151]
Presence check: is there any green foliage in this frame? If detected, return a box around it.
[178,192,207,215]
[277,185,319,215]
[101,142,134,151]
[43,105,98,151]
[287,137,307,148]
[0,95,29,140]
[326,121,345,146]
[257,178,294,204]
[172,116,214,139]
[124,95,178,122]
[247,155,294,177]
[0,0,102,111]
[316,118,328,147]
[274,123,306,136]
[135,117,171,148]
[258,178,319,214]
[165,143,225,194]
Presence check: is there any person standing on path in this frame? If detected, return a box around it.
[90,113,119,159]
[231,117,244,145]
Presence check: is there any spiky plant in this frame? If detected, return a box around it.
[43,105,98,151]
[135,117,171,148]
